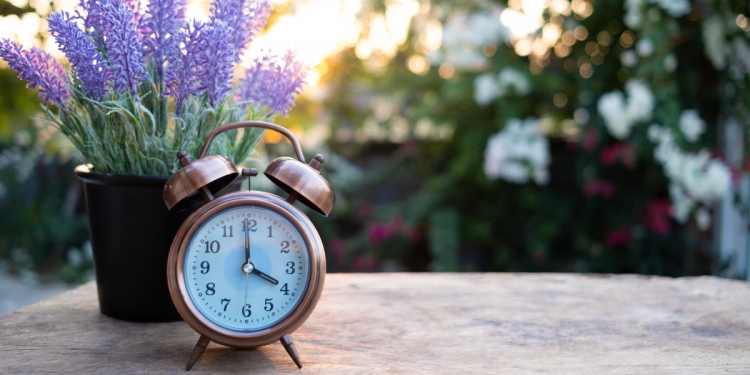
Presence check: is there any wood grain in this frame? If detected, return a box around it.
[1,273,750,374]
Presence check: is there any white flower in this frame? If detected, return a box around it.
[664,54,678,72]
[484,117,551,185]
[497,68,531,96]
[574,108,589,124]
[597,80,654,139]
[484,133,507,178]
[598,92,630,139]
[473,68,531,105]
[702,15,728,70]
[699,160,732,199]
[621,50,638,67]
[652,124,731,223]
[654,0,691,18]
[647,123,662,142]
[439,8,507,71]
[534,169,550,185]
[679,109,706,142]
[636,38,654,57]
[669,184,694,223]
[625,80,655,122]
[624,0,646,29]
[694,207,712,231]
[732,38,750,74]
[474,74,501,105]
[67,249,83,267]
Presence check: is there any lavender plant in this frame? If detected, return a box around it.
[0,0,306,176]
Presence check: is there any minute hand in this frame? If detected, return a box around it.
[243,218,250,263]
[252,268,279,285]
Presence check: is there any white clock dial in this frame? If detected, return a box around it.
[184,205,310,331]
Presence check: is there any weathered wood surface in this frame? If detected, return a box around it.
[1,273,750,374]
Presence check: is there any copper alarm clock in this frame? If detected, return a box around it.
[162,121,334,370]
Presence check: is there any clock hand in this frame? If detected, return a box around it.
[242,258,255,306]
[251,268,279,285]
[244,272,249,307]
[243,218,250,264]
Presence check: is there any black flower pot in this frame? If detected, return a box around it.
[75,165,241,322]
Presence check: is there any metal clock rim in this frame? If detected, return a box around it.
[167,191,326,348]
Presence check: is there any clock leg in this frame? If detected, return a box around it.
[280,334,303,369]
[186,335,211,371]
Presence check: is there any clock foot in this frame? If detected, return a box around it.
[186,335,211,371]
[280,334,303,369]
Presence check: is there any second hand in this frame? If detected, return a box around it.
[243,218,251,307]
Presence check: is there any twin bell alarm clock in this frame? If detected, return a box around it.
[162,121,335,370]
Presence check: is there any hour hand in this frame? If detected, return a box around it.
[252,268,279,285]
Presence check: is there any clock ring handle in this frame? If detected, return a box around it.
[198,121,306,163]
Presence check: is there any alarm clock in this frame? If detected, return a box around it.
[162,121,335,370]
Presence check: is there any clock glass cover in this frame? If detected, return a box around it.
[184,205,311,331]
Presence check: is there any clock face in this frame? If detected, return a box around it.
[184,205,310,332]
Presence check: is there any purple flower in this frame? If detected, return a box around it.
[210,0,270,61]
[141,0,186,81]
[48,11,108,99]
[77,0,142,38]
[237,50,307,117]
[167,20,235,110]
[194,21,235,106]
[101,0,146,95]
[166,20,204,113]
[76,0,108,48]
[0,39,70,106]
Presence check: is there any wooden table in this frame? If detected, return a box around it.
[1,273,749,374]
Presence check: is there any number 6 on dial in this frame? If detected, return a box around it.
[163,121,334,371]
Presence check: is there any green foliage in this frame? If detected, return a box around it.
[47,63,265,176]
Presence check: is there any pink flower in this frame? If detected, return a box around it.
[619,143,635,169]
[408,228,422,243]
[388,215,405,234]
[367,223,391,245]
[599,181,615,199]
[605,226,631,247]
[583,180,601,197]
[729,165,741,188]
[582,128,600,153]
[643,200,671,234]
[583,179,615,199]
[600,143,635,169]
[357,203,372,220]
[601,144,618,165]
[329,237,345,260]
[351,255,378,272]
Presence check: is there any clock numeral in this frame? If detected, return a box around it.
[286,262,295,274]
[280,283,289,295]
[242,304,251,317]
[222,225,233,237]
[220,298,230,311]
[268,226,273,238]
[200,261,210,274]
[243,220,257,232]
[205,282,215,295]
[280,241,290,253]
[204,240,220,253]
[264,298,274,311]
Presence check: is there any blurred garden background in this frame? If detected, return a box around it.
[1,0,749,301]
